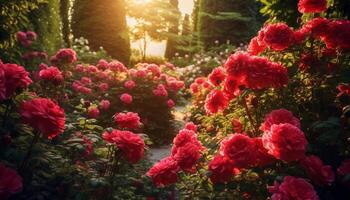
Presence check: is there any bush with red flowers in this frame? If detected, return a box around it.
[154,1,350,199]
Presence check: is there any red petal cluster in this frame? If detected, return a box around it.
[19,98,65,139]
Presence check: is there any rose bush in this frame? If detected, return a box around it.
[145,1,350,199]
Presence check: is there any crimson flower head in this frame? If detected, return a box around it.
[99,100,110,110]
[300,155,334,186]
[208,155,235,184]
[124,80,136,90]
[204,90,229,114]
[120,93,133,104]
[0,62,32,101]
[208,67,226,86]
[0,163,23,199]
[52,48,77,64]
[262,123,307,162]
[298,0,327,13]
[248,36,266,55]
[258,23,295,51]
[260,109,300,132]
[146,157,180,187]
[167,99,175,108]
[87,107,100,119]
[184,122,197,132]
[153,84,168,97]
[323,20,350,51]
[19,98,65,139]
[102,129,144,163]
[114,112,141,129]
[219,133,256,168]
[269,176,319,200]
[172,142,202,172]
[39,66,64,84]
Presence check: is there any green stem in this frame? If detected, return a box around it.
[19,132,40,173]
[243,98,259,136]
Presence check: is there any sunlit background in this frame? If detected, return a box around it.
[128,0,194,56]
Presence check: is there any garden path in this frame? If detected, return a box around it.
[147,102,188,163]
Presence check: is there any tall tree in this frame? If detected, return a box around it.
[164,0,181,59]
[127,0,174,61]
[60,0,71,47]
[29,0,63,55]
[198,0,260,49]
[72,0,131,64]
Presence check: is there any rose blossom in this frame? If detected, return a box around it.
[258,23,295,51]
[153,84,168,97]
[260,109,301,132]
[205,90,229,114]
[172,142,202,172]
[248,36,266,55]
[39,66,64,84]
[19,98,65,139]
[87,107,100,118]
[300,155,334,186]
[262,123,307,162]
[298,0,327,13]
[184,122,197,132]
[167,99,175,108]
[253,137,275,167]
[124,80,136,90]
[120,93,133,104]
[114,112,141,129]
[102,129,144,163]
[220,133,256,168]
[147,157,180,187]
[208,67,226,86]
[208,155,235,184]
[269,176,319,200]
[0,62,32,101]
[99,100,110,110]
[0,163,23,199]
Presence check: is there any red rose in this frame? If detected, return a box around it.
[167,99,175,108]
[114,112,141,129]
[102,129,144,163]
[120,93,133,104]
[258,23,295,51]
[300,155,334,186]
[262,123,307,162]
[231,119,242,133]
[204,90,229,114]
[260,109,300,132]
[184,122,197,132]
[147,157,180,187]
[270,176,319,200]
[298,0,327,13]
[172,128,202,151]
[248,36,266,55]
[303,17,330,39]
[220,134,256,168]
[208,155,235,184]
[0,164,23,199]
[253,137,275,167]
[99,100,110,110]
[323,20,350,51]
[99,83,109,92]
[19,98,65,139]
[224,52,288,94]
[337,159,350,177]
[172,142,202,172]
[87,107,100,119]
[190,83,199,93]
[208,67,226,86]
[0,63,32,101]
[52,48,77,64]
[108,60,127,72]
[97,59,109,70]
[153,84,168,97]
[39,66,64,84]
[195,77,206,84]
[124,80,136,90]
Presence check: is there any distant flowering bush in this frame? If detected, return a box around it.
[0,32,183,199]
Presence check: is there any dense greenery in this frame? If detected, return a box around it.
[164,0,181,59]
[196,0,261,49]
[72,0,131,64]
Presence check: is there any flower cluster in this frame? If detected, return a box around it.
[0,164,23,199]
[102,129,145,164]
[114,112,141,130]
[19,98,66,139]
[147,122,204,187]
[0,62,32,101]
[16,31,37,47]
